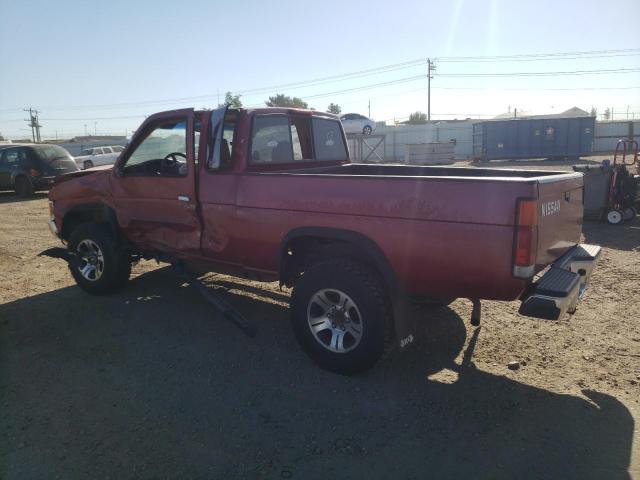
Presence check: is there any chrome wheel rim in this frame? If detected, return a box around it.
[307,289,363,353]
[76,239,104,281]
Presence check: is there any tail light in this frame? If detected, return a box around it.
[30,168,41,177]
[513,199,538,278]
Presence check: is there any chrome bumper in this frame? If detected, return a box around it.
[519,244,601,320]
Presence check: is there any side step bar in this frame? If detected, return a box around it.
[519,243,601,320]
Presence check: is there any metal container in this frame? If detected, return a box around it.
[404,142,455,165]
[572,164,613,220]
[473,117,595,161]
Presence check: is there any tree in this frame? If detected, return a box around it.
[603,107,611,120]
[589,106,597,118]
[406,111,428,124]
[327,103,342,114]
[219,91,242,108]
[265,94,308,108]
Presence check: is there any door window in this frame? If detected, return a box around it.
[121,119,188,176]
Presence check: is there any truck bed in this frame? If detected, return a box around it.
[202,163,583,300]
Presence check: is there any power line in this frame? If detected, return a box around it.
[437,67,640,77]
[3,48,639,113]
[436,48,640,62]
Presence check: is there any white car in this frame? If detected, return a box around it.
[74,145,124,169]
[340,113,376,135]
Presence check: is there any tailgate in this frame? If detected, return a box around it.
[535,173,584,268]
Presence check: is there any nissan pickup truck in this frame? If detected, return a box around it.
[46,106,601,374]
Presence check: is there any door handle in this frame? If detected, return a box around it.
[178,195,190,202]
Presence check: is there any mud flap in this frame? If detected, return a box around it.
[393,295,416,351]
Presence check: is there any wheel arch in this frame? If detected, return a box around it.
[61,202,119,241]
[278,227,401,297]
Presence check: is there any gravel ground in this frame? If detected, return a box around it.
[1,160,639,479]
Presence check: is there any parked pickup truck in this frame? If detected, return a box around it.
[74,145,124,170]
[47,106,601,374]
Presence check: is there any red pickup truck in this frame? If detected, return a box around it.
[47,106,601,374]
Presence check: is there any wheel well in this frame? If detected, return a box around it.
[279,228,400,297]
[61,204,118,241]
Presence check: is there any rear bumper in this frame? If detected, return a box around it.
[519,244,601,320]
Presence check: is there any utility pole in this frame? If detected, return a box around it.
[84,124,88,136]
[368,99,371,118]
[23,108,42,143]
[94,121,97,136]
[427,59,436,122]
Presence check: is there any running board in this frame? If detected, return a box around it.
[172,262,257,338]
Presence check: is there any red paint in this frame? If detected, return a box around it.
[49,108,585,302]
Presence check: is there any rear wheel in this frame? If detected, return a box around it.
[14,176,34,197]
[68,223,131,294]
[363,125,372,135]
[290,259,393,375]
[83,160,94,170]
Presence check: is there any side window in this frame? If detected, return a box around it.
[112,146,124,153]
[312,118,348,161]
[207,111,235,170]
[103,147,113,154]
[121,119,187,177]
[250,116,293,164]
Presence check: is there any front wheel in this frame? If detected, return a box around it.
[68,223,131,294]
[83,160,94,170]
[363,125,372,135]
[290,259,393,375]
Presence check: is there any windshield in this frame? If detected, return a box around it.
[33,145,72,162]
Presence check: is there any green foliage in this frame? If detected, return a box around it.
[265,94,308,108]
[327,103,342,114]
[219,91,242,108]
[406,111,428,124]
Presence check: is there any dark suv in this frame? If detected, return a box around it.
[0,144,79,197]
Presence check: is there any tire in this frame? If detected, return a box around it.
[622,207,636,221]
[290,259,393,375]
[363,125,372,135]
[606,209,624,225]
[83,160,94,170]
[14,176,34,197]
[68,223,131,295]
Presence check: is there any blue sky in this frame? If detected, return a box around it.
[1,0,639,139]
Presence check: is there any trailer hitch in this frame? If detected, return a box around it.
[172,262,257,338]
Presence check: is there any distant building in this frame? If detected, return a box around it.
[493,106,591,120]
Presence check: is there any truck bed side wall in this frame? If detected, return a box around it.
[199,173,536,300]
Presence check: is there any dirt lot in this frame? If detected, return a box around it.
[1,161,639,479]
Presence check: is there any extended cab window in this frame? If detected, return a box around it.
[251,116,294,164]
[122,120,187,177]
[250,115,312,164]
[312,118,347,161]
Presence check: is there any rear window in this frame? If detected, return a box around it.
[33,145,72,163]
[312,118,347,161]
